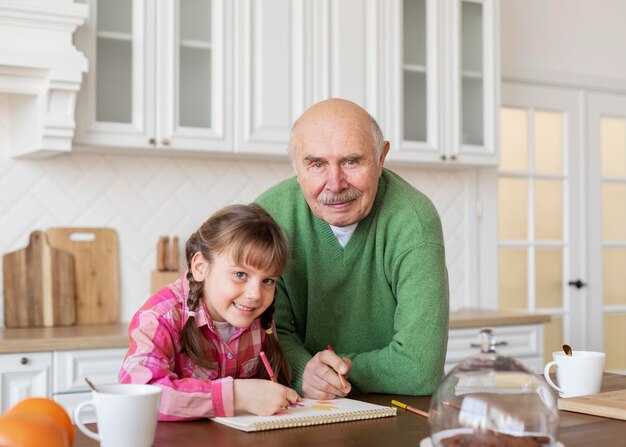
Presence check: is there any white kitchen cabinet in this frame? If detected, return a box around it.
[53,348,126,423]
[74,0,233,153]
[0,348,125,423]
[0,352,52,412]
[383,0,499,166]
[445,324,544,374]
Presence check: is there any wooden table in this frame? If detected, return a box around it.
[74,373,626,447]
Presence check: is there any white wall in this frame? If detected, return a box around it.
[501,0,626,81]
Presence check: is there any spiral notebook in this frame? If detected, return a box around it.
[211,397,397,432]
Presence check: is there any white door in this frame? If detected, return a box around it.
[498,83,585,360]
[587,92,626,373]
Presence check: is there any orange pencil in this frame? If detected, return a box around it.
[259,351,277,383]
[327,344,349,390]
[391,399,429,418]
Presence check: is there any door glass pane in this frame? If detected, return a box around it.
[536,249,563,308]
[544,317,563,364]
[461,1,483,146]
[403,0,427,142]
[601,117,626,177]
[179,0,212,128]
[535,180,562,240]
[498,178,528,239]
[499,249,528,309]
[603,248,626,305]
[96,0,132,123]
[604,314,626,371]
[500,108,528,172]
[602,184,626,240]
[534,111,563,174]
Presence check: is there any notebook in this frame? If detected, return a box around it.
[211,397,397,432]
[557,389,626,421]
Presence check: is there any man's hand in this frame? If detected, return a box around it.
[301,350,352,399]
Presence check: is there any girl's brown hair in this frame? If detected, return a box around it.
[179,203,292,385]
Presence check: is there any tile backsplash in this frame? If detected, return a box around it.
[0,107,470,326]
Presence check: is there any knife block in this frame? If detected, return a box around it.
[150,271,181,294]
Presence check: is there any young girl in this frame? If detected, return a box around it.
[119,203,299,420]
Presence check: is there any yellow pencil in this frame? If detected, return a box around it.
[391,399,429,418]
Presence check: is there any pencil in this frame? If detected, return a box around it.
[259,351,277,383]
[326,344,349,390]
[391,399,429,418]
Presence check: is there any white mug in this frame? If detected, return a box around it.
[543,351,605,398]
[74,384,162,447]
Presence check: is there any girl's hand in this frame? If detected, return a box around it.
[233,379,301,416]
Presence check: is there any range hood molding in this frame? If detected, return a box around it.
[0,0,88,158]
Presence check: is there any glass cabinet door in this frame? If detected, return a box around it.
[400,0,439,154]
[74,0,231,152]
[453,0,497,161]
[402,0,428,143]
[158,0,231,151]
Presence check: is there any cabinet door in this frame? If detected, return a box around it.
[311,0,383,118]
[74,0,233,152]
[385,0,498,166]
[446,0,498,164]
[0,353,52,412]
[385,0,441,163]
[74,0,156,149]
[158,0,233,152]
[234,0,307,155]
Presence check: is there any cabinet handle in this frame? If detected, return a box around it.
[162,138,170,146]
[20,357,29,365]
[450,155,457,161]
[441,155,447,161]
[470,341,508,348]
[149,138,156,145]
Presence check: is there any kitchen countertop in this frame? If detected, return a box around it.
[0,309,550,354]
[449,308,551,329]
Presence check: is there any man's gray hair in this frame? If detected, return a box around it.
[287,112,386,166]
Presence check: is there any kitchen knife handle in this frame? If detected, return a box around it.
[157,236,169,271]
[171,236,179,272]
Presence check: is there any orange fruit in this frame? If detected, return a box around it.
[0,410,69,447]
[8,398,74,445]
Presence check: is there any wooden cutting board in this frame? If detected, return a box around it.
[47,227,119,324]
[558,389,626,420]
[3,231,76,328]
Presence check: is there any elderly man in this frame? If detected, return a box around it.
[256,98,449,399]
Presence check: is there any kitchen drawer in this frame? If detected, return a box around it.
[0,352,52,412]
[53,348,126,394]
[445,324,543,365]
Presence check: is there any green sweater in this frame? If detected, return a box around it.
[256,168,449,395]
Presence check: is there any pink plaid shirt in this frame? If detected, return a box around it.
[118,274,268,420]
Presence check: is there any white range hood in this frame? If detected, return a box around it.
[0,0,88,158]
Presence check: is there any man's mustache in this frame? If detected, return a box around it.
[318,189,362,205]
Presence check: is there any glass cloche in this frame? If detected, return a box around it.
[428,328,559,447]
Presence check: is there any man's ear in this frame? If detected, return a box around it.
[379,141,390,167]
[190,251,209,281]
